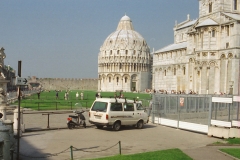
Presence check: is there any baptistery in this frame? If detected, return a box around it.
[98,15,151,92]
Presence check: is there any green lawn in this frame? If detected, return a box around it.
[226,138,240,144]
[91,149,192,160]
[16,90,152,111]
[219,148,240,159]
[214,138,240,145]
[214,138,240,159]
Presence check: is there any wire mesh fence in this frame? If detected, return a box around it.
[152,94,240,126]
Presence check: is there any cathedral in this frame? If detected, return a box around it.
[153,0,240,95]
[98,0,240,95]
[98,15,151,92]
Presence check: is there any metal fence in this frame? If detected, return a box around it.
[151,94,240,133]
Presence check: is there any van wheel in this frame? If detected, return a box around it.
[96,125,103,129]
[113,122,121,131]
[137,120,143,129]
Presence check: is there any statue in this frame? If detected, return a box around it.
[0,88,6,104]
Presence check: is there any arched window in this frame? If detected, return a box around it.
[209,2,212,13]
[164,70,166,76]
[234,0,238,10]
[212,30,215,37]
[125,77,127,83]
[116,77,119,83]
[183,67,186,75]
[117,50,120,54]
[119,63,122,69]
[109,77,111,82]
[125,50,128,55]
[174,68,176,75]
[226,26,230,36]
[110,50,112,55]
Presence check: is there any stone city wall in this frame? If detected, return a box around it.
[35,78,98,91]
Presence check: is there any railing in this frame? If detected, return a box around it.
[151,94,240,134]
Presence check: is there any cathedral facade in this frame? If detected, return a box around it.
[98,15,151,92]
[153,0,240,95]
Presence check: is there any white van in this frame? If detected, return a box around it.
[89,98,149,131]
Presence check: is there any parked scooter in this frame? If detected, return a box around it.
[67,110,86,129]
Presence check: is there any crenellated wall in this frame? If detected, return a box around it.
[29,77,98,91]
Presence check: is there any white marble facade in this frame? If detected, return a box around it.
[153,0,240,95]
[98,15,151,92]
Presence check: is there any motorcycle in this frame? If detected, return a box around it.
[67,110,86,129]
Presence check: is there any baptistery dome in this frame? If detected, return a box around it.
[98,15,151,92]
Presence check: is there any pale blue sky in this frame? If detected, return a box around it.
[0,0,199,78]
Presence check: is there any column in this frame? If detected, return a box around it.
[0,125,10,160]
[0,107,6,121]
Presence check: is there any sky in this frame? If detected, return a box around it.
[0,0,199,79]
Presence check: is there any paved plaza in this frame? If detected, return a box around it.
[6,111,238,160]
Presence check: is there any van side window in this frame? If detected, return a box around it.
[124,103,134,111]
[137,103,144,110]
[110,103,123,111]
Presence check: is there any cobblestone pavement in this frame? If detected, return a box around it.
[6,110,240,160]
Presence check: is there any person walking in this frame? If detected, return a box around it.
[80,92,84,100]
[56,91,59,99]
[76,92,79,100]
[37,91,41,99]
[64,92,67,100]
[95,92,99,99]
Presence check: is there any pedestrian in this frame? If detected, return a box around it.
[37,91,40,99]
[76,92,79,100]
[66,92,69,100]
[56,91,59,99]
[80,92,84,100]
[65,92,67,100]
[95,92,99,99]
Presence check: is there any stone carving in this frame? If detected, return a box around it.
[0,88,6,104]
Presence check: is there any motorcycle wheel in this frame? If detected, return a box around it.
[68,123,75,129]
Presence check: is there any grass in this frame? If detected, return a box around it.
[219,148,240,159]
[213,138,240,145]
[91,149,192,160]
[15,90,152,111]
[226,138,240,144]
[213,138,240,159]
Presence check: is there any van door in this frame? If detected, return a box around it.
[134,103,147,122]
[123,103,135,125]
[109,103,123,125]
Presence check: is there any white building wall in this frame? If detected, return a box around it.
[153,0,240,95]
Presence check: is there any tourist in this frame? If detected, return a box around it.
[80,92,84,100]
[76,92,79,100]
[56,91,59,99]
[37,91,41,99]
[95,92,99,99]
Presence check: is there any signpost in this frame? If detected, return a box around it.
[15,77,28,86]
[15,61,28,159]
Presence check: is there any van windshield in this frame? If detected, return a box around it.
[91,102,108,112]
